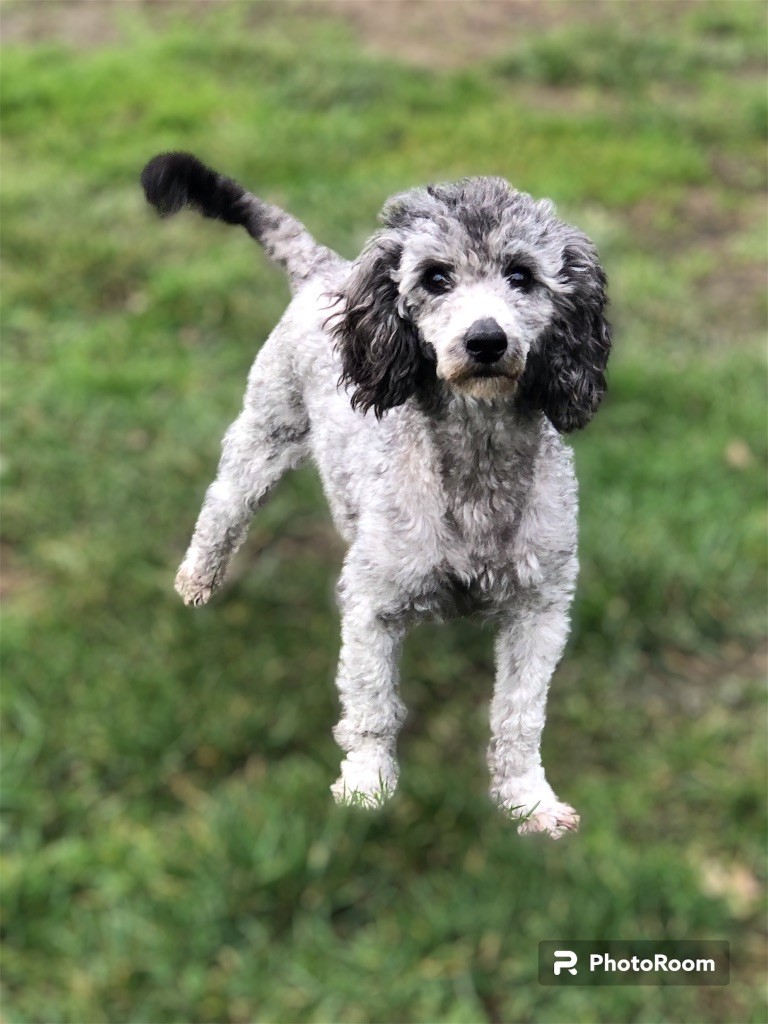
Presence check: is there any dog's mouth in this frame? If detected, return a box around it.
[440,354,525,396]
[469,367,517,380]
[453,366,522,386]
[448,369,520,400]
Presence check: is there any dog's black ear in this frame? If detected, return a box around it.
[519,244,611,433]
[332,238,423,418]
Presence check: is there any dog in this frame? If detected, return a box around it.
[141,152,611,838]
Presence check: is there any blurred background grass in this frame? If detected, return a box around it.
[1,1,766,1021]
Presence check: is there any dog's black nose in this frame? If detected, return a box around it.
[464,318,507,364]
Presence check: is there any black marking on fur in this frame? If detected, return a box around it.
[517,244,611,433]
[141,152,249,226]
[331,239,435,418]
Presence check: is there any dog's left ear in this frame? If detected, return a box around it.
[332,237,424,418]
[519,242,612,433]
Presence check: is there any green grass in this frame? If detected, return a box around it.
[2,2,766,1022]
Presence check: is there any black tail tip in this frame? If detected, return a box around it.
[140,151,212,216]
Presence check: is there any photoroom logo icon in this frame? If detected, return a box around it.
[553,950,578,976]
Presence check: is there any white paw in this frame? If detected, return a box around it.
[492,772,579,839]
[331,749,398,809]
[516,800,580,839]
[174,560,219,607]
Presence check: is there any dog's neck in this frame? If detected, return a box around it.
[412,386,545,496]
[416,382,542,433]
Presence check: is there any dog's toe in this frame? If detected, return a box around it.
[174,566,215,606]
[517,802,580,839]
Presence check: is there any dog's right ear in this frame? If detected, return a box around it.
[331,238,423,418]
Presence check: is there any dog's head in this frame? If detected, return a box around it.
[331,177,611,432]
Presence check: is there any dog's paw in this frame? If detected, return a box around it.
[516,801,580,840]
[492,773,580,839]
[174,562,218,607]
[331,750,398,809]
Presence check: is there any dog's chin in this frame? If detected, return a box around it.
[451,373,519,401]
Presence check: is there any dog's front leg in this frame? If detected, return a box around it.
[175,397,309,606]
[489,598,580,838]
[331,593,407,808]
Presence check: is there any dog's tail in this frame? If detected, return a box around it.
[141,152,340,290]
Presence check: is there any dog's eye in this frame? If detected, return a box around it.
[505,264,534,290]
[422,265,453,295]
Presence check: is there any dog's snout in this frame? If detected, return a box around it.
[464,318,508,364]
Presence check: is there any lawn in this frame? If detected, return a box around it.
[1,2,766,1022]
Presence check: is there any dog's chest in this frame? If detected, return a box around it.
[442,488,526,607]
[359,403,565,623]
[405,437,534,619]
[439,415,533,546]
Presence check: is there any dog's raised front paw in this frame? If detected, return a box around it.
[516,801,580,839]
[174,562,218,607]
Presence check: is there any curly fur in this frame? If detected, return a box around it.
[333,239,433,417]
[142,152,612,838]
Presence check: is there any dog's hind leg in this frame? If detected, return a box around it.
[175,332,309,606]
